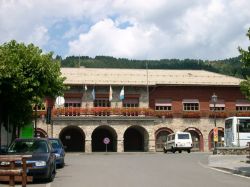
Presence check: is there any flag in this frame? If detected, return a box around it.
[85,85,87,91]
[92,87,95,100]
[109,85,113,101]
[119,86,124,100]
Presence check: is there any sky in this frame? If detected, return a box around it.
[0,0,250,60]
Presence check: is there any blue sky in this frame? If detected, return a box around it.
[0,0,250,60]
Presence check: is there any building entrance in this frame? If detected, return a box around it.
[59,126,85,152]
[155,128,173,152]
[124,126,148,152]
[185,127,204,151]
[208,128,224,150]
[91,125,117,152]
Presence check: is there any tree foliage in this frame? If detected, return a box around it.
[60,55,250,79]
[239,28,250,100]
[0,40,65,134]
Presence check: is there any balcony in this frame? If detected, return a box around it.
[48,107,250,119]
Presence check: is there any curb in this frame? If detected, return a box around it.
[214,167,250,177]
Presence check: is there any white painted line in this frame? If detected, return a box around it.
[198,161,250,179]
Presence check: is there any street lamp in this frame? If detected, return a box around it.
[211,93,218,154]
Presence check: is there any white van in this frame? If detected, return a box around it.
[163,132,193,153]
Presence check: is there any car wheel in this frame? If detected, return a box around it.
[178,150,182,153]
[163,148,167,153]
[187,149,191,153]
[46,163,56,182]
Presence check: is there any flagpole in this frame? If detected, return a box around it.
[85,85,87,108]
[146,61,149,108]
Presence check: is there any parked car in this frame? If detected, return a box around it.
[4,138,56,182]
[0,145,8,155]
[163,132,193,153]
[49,138,65,168]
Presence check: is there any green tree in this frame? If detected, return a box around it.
[239,28,250,100]
[0,40,65,140]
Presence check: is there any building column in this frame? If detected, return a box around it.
[85,139,92,153]
[117,139,124,152]
[148,139,156,152]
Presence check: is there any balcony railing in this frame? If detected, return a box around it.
[38,107,250,118]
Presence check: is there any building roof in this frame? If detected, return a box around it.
[61,67,243,86]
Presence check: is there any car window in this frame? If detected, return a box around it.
[50,139,62,149]
[8,140,49,153]
[178,134,190,139]
[32,141,49,153]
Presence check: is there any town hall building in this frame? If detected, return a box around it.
[36,67,249,153]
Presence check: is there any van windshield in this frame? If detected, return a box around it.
[178,134,189,139]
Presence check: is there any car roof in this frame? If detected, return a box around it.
[15,138,49,141]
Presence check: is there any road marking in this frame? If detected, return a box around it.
[46,182,51,187]
[198,161,250,179]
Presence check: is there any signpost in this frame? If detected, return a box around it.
[103,137,110,152]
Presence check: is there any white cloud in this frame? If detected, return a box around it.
[68,19,157,59]
[0,0,250,59]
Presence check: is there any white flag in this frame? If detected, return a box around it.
[92,87,95,100]
[119,86,124,100]
[109,85,113,101]
[85,85,87,91]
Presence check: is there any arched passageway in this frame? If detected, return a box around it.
[184,127,204,152]
[155,128,173,152]
[59,126,85,152]
[91,125,117,152]
[124,126,149,152]
[35,128,47,138]
[208,127,224,150]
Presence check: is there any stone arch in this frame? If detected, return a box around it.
[59,126,85,152]
[184,127,204,152]
[35,128,48,138]
[155,127,174,152]
[123,125,149,152]
[208,127,224,151]
[91,125,118,152]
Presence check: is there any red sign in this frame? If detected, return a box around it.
[214,127,218,142]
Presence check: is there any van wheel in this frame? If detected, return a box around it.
[187,149,191,153]
[178,150,182,153]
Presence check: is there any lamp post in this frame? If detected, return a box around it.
[211,93,218,154]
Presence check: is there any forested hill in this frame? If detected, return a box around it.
[58,55,249,79]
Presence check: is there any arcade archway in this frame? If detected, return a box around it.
[184,127,204,152]
[208,127,224,150]
[124,126,149,152]
[91,125,117,152]
[59,126,85,152]
[155,128,173,152]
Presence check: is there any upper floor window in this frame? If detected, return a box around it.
[183,99,199,111]
[123,98,139,108]
[64,98,81,108]
[155,99,172,111]
[209,99,225,111]
[236,99,250,111]
[94,98,110,107]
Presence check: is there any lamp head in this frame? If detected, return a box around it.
[211,93,218,104]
